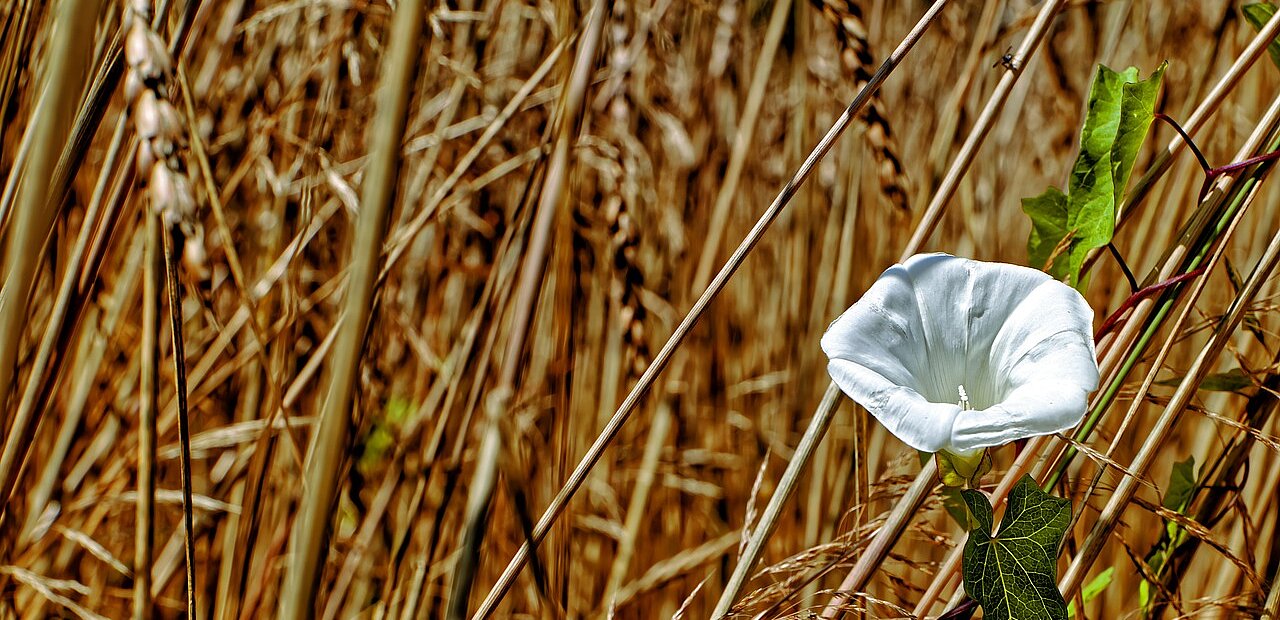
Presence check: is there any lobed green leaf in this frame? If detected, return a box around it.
[961,475,1072,620]
[1023,63,1165,288]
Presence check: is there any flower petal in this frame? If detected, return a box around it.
[821,262,930,396]
[821,259,956,452]
[951,328,1100,451]
[950,381,1091,451]
[827,358,960,452]
[895,254,975,402]
[989,279,1099,397]
[823,253,1100,453]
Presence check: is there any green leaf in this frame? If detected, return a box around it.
[1244,3,1280,69]
[1111,65,1165,206]
[1081,566,1114,601]
[1023,187,1070,275]
[1139,457,1199,611]
[1023,64,1165,288]
[1157,368,1254,393]
[962,475,1072,620]
[1203,368,1254,391]
[1067,567,1115,617]
[1162,456,1196,512]
[357,396,415,474]
[1203,368,1255,392]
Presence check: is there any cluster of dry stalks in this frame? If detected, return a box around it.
[2,1,1280,618]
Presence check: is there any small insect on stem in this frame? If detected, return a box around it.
[992,46,1015,70]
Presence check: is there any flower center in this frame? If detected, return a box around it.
[957,384,971,411]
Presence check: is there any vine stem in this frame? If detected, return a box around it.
[1059,92,1280,600]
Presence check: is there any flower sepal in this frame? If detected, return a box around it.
[935,448,991,488]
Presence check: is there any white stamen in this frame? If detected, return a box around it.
[957,385,970,410]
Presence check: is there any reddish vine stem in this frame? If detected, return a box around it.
[1095,111,1280,343]
[1095,268,1206,342]
[1201,150,1280,199]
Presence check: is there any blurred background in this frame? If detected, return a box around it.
[2,0,1280,618]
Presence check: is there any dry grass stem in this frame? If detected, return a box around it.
[2,1,1280,618]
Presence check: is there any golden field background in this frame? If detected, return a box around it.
[2,0,1280,618]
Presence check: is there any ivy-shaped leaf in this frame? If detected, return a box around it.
[961,475,1072,620]
[1024,63,1166,289]
[1243,3,1280,69]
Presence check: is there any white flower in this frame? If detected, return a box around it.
[821,253,1099,455]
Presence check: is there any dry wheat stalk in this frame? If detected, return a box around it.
[810,0,910,211]
[121,0,199,616]
[3,2,1279,618]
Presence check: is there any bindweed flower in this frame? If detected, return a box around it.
[821,253,1099,459]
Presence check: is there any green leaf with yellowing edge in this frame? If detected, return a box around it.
[1024,63,1165,288]
[962,475,1072,620]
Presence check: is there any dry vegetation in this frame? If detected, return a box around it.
[2,0,1280,618]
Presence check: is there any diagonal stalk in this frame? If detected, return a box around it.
[472,2,951,616]
[711,383,843,618]
[1057,105,1280,601]
[1048,90,1280,493]
[1060,191,1280,600]
[613,0,793,611]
